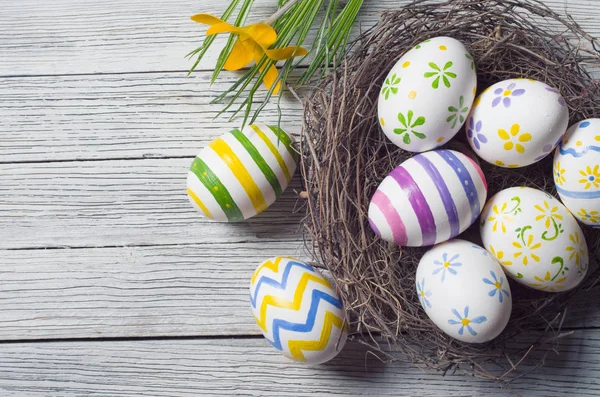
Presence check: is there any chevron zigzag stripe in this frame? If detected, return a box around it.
[260,287,343,351]
[254,270,339,333]
[287,310,345,361]
[250,259,314,309]
[250,256,298,284]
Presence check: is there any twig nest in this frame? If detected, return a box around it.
[300,0,600,380]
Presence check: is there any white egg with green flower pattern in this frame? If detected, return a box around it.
[416,239,512,343]
[377,36,477,152]
[480,187,588,292]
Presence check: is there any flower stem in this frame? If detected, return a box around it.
[263,0,302,25]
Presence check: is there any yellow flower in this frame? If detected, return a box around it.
[530,271,566,292]
[489,245,512,266]
[498,123,532,154]
[512,234,541,265]
[577,208,600,223]
[191,14,308,94]
[487,202,514,233]
[534,200,563,229]
[566,232,586,265]
[578,165,600,190]
[554,161,566,186]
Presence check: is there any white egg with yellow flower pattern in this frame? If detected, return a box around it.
[466,79,568,168]
[480,187,588,292]
[186,123,298,222]
[554,119,600,228]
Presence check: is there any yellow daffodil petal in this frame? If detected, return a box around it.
[262,63,282,95]
[224,38,255,71]
[206,22,242,37]
[264,46,308,60]
[190,14,226,25]
[243,24,278,47]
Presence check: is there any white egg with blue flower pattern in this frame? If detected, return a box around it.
[416,239,512,343]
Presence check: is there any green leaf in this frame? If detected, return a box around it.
[428,62,440,71]
[412,131,426,139]
[424,72,437,78]
[443,61,453,70]
[394,128,407,135]
[445,72,457,78]
[443,76,451,88]
[393,76,401,84]
[412,116,425,127]
[407,110,414,124]
[461,106,469,113]
[385,78,391,85]
[403,133,411,144]
[459,96,464,107]
[447,114,456,122]
[448,106,458,112]
[432,76,440,89]
[398,112,407,127]
[517,273,524,279]
[391,87,398,94]
[459,115,465,123]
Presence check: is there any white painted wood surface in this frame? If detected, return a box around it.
[1,0,600,395]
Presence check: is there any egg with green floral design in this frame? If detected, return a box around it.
[480,187,588,292]
[377,36,477,152]
[553,119,600,228]
[466,79,568,168]
[416,239,512,343]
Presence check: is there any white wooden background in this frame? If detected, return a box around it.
[1,0,600,395]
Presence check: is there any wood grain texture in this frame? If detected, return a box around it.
[0,0,394,76]
[0,73,303,163]
[0,243,310,340]
[1,334,600,396]
[0,159,304,249]
[2,0,599,76]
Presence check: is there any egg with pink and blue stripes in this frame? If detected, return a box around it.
[368,149,487,247]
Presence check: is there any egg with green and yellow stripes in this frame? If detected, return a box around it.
[186,123,298,221]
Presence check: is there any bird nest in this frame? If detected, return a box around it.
[299,0,600,382]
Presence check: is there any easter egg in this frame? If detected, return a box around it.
[377,36,477,152]
[416,239,512,343]
[368,149,487,247]
[480,187,588,292]
[186,123,298,221]
[466,78,568,168]
[553,119,600,227]
[249,257,347,364]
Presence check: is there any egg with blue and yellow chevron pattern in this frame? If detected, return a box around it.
[250,257,348,364]
[186,123,298,221]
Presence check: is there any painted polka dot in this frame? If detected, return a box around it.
[226,204,231,208]
[580,121,591,128]
[203,172,208,176]
[408,90,417,99]
[380,117,385,126]
[464,180,469,186]
[213,186,219,191]
[436,136,444,143]
[576,140,583,146]
[595,136,600,142]
[457,168,462,172]
[402,61,411,68]
[472,87,476,95]
[439,45,447,51]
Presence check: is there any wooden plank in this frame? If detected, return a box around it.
[0,240,597,340]
[0,72,303,163]
[0,334,599,396]
[0,158,304,249]
[1,0,599,76]
[0,243,309,340]
[0,0,392,76]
